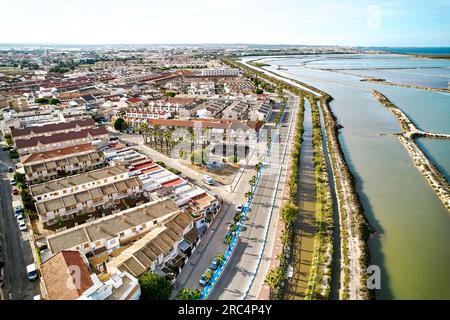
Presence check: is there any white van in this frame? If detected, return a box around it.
[201,175,215,186]
[26,263,38,281]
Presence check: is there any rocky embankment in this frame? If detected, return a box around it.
[372,90,450,213]
[363,78,450,93]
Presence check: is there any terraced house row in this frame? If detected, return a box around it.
[32,165,143,227]
[21,143,106,184]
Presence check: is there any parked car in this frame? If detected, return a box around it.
[2,146,8,151]
[26,264,38,281]
[237,204,244,212]
[18,221,27,231]
[8,166,14,172]
[210,259,219,271]
[14,206,24,216]
[10,178,16,186]
[12,188,19,195]
[201,174,215,186]
[16,214,25,223]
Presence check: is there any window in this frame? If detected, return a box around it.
[153,220,157,225]
[84,243,90,249]
[119,232,125,238]
[95,241,101,247]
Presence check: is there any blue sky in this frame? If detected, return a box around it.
[1,0,449,46]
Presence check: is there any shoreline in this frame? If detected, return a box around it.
[318,95,371,300]
[372,90,450,213]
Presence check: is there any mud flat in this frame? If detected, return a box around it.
[372,90,450,213]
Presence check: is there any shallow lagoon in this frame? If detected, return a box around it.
[249,55,450,299]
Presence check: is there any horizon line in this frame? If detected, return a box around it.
[1,42,450,48]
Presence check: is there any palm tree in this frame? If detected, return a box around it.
[139,122,149,143]
[177,288,192,300]
[264,268,283,298]
[281,202,298,227]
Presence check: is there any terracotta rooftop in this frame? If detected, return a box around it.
[15,126,108,149]
[41,250,93,300]
[126,97,143,104]
[11,118,95,138]
[20,143,95,164]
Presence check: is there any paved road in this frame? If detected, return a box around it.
[0,148,39,300]
[207,93,299,300]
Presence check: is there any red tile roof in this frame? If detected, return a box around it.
[41,250,93,300]
[130,161,156,171]
[15,126,108,149]
[162,178,184,187]
[21,143,95,164]
[127,97,143,104]
[11,119,95,138]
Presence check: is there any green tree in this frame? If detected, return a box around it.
[113,118,125,131]
[49,98,60,105]
[9,149,19,159]
[280,202,298,227]
[164,91,176,97]
[14,172,26,184]
[264,267,283,292]
[216,254,225,266]
[35,98,49,104]
[177,288,202,300]
[4,133,13,146]
[138,271,173,300]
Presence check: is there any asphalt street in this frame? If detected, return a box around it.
[0,148,39,300]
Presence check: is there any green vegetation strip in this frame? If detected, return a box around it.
[319,95,371,299]
[304,95,334,300]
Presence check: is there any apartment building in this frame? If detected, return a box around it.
[33,166,143,227]
[199,68,240,77]
[21,143,106,184]
[124,108,172,122]
[14,126,109,155]
[105,210,194,279]
[30,165,129,202]
[221,100,250,120]
[11,118,95,141]
[46,199,180,255]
